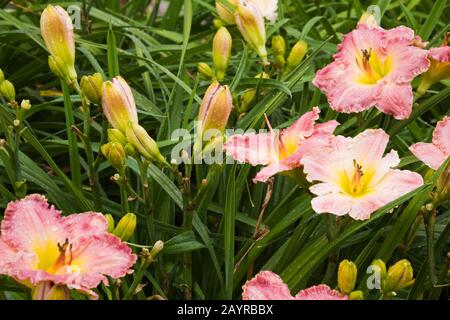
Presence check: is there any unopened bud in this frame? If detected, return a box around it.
[272,35,286,69]
[338,260,358,294]
[124,143,136,156]
[213,27,232,81]
[81,73,103,104]
[113,212,137,242]
[101,142,126,169]
[238,72,270,113]
[349,290,364,300]
[32,282,70,300]
[235,2,268,65]
[0,80,15,102]
[358,11,379,28]
[215,0,238,25]
[384,259,415,292]
[104,214,115,233]
[197,62,213,80]
[108,128,127,145]
[0,69,4,82]
[126,123,167,166]
[286,40,308,73]
[20,99,31,110]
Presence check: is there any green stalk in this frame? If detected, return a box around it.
[425,211,437,285]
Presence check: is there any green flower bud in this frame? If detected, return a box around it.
[108,128,127,145]
[0,79,16,102]
[80,72,103,105]
[101,142,126,169]
[338,260,358,294]
[126,123,167,166]
[213,26,232,81]
[113,212,137,242]
[0,69,4,83]
[272,35,286,69]
[104,214,115,233]
[32,281,71,300]
[286,40,308,73]
[349,290,364,300]
[20,99,31,110]
[371,258,387,289]
[197,62,214,80]
[48,55,75,82]
[124,143,136,157]
[384,259,415,292]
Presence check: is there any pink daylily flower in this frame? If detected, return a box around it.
[301,129,424,220]
[409,117,450,170]
[418,46,450,95]
[0,194,137,299]
[242,271,347,300]
[313,19,430,120]
[224,107,339,183]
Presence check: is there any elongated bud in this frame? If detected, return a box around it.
[286,40,308,73]
[417,46,450,95]
[124,143,136,157]
[126,123,167,165]
[349,290,364,300]
[384,259,415,292]
[216,0,238,25]
[235,2,268,65]
[113,212,137,242]
[338,260,358,294]
[0,69,4,82]
[81,73,103,104]
[371,258,386,290]
[197,62,214,80]
[108,128,127,145]
[40,5,77,81]
[213,27,232,81]
[101,142,126,169]
[238,72,270,113]
[0,80,15,102]
[272,35,286,69]
[102,76,138,133]
[198,81,233,135]
[104,214,115,233]
[20,99,31,110]
[32,281,70,300]
[358,7,380,28]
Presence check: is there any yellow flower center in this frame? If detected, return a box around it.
[34,239,80,274]
[339,160,375,197]
[357,48,392,84]
[279,135,300,160]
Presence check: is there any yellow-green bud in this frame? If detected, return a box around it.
[286,40,308,72]
[124,143,136,156]
[213,26,232,81]
[338,260,358,294]
[113,212,137,242]
[238,72,270,113]
[48,55,74,82]
[108,128,127,145]
[20,99,31,110]
[80,73,103,105]
[384,259,415,292]
[197,62,214,80]
[272,35,286,69]
[104,214,115,233]
[101,142,126,169]
[371,258,387,289]
[349,290,364,300]
[215,0,238,25]
[126,123,167,165]
[0,69,4,82]
[32,282,71,300]
[0,80,15,102]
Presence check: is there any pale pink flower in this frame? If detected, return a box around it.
[0,194,137,299]
[224,107,339,183]
[313,20,430,120]
[242,271,347,300]
[409,117,450,170]
[301,129,424,220]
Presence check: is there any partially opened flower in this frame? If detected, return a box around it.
[242,271,347,300]
[40,5,77,81]
[0,195,137,299]
[418,45,450,95]
[225,107,339,183]
[102,76,139,133]
[409,117,450,170]
[245,0,278,24]
[313,13,430,120]
[301,129,424,220]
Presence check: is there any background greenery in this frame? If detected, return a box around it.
[0,0,449,300]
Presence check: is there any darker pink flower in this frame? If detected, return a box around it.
[0,194,137,299]
[410,117,450,170]
[242,271,347,300]
[224,107,339,182]
[301,129,424,220]
[313,18,430,120]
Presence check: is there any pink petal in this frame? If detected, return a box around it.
[383,26,415,47]
[0,194,65,252]
[63,212,108,244]
[376,83,413,120]
[432,116,450,155]
[295,284,347,300]
[311,193,353,216]
[410,142,446,170]
[0,239,18,274]
[282,107,320,139]
[351,129,390,167]
[429,46,450,63]
[386,45,430,83]
[225,133,276,166]
[242,271,293,300]
[286,133,335,168]
[314,120,340,135]
[253,163,292,183]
